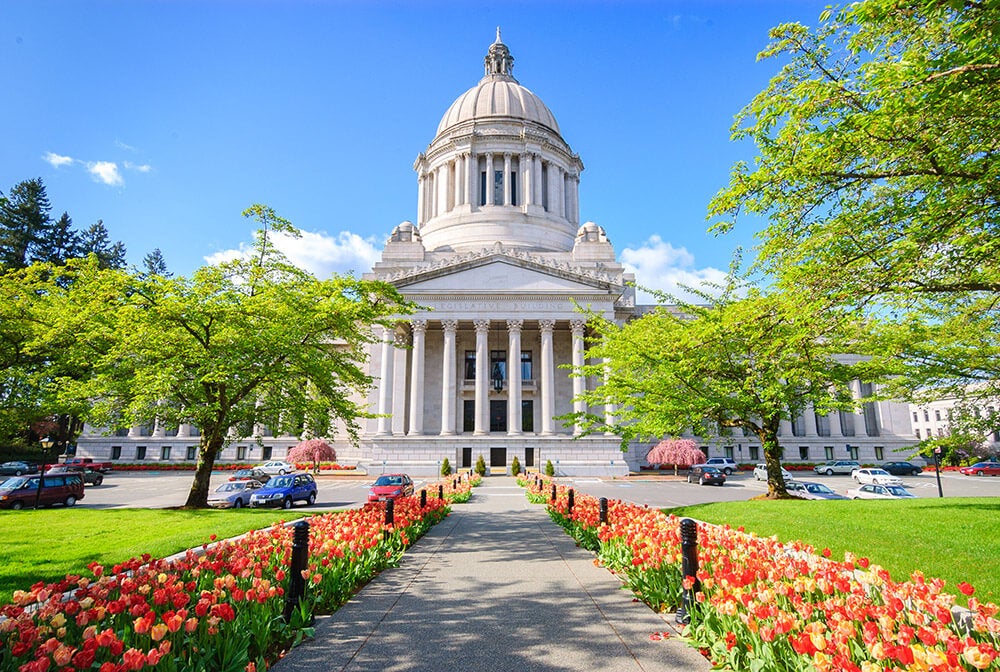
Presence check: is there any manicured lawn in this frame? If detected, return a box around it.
[667,497,1000,607]
[0,508,313,604]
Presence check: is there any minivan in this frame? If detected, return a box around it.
[0,473,85,510]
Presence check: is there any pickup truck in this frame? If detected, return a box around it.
[63,457,114,473]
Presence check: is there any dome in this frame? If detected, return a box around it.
[435,29,560,136]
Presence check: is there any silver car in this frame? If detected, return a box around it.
[785,480,849,500]
[813,460,861,475]
[207,480,262,508]
[846,484,916,499]
[852,468,903,486]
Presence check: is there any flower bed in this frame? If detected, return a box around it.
[0,496,450,671]
[522,476,1000,671]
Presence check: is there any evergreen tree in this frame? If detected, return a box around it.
[78,220,127,269]
[0,178,53,269]
[141,248,170,277]
[35,212,82,266]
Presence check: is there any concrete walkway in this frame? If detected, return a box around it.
[273,477,711,672]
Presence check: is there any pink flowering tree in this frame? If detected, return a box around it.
[287,439,337,474]
[646,438,705,475]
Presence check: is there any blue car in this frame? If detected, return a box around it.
[249,473,317,509]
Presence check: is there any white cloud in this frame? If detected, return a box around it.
[43,151,75,168]
[124,161,152,173]
[205,229,382,278]
[619,235,728,304]
[87,161,124,186]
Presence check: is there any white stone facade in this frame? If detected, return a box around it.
[76,32,920,474]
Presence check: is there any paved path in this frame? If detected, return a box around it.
[274,477,711,672]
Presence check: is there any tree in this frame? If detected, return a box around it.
[287,438,336,474]
[35,213,82,267]
[53,205,415,507]
[708,1,1000,411]
[141,248,170,277]
[646,438,705,476]
[78,220,126,269]
[0,178,52,269]
[568,276,873,497]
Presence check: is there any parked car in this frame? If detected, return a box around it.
[250,473,317,509]
[208,480,263,508]
[785,480,849,500]
[46,465,104,486]
[880,461,923,476]
[228,468,271,484]
[258,461,296,475]
[64,457,114,473]
[813,460,861,475]
[753,464,794,482]
[0,461,39,476]
[852,468,903,486]
[846,484,916,499]
[368,473,416,502]
[704,457,738,475]
[959,461,1000,477]
[686,464,726,486]
[0,473,85,509]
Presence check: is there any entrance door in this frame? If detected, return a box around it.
[490,400,507,432]
[490,447,507,468]
[461,447,472,469]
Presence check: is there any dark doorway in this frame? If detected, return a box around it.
[525,447,535,468]
[461,447,472,469]
[463,400,475,432]
[490,447,507,468]
[490,400,507,432]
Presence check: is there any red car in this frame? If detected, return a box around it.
[368,473,414,502]
[959,461,1000,476]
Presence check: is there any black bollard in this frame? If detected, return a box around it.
[453,478,457,489]
[420,489,427,508]
[282,520,310,623]
[675,518,700,624]
[383,498,395,541]
[599,497,608,525]
[438,484,444,500]
[567,488,574,515]
[550,483,556,502]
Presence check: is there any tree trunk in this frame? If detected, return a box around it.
[184,429,224,508]
[758,417,789,498]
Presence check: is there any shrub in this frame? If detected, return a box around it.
[545,459,555,476]
[511,456,521,476]
[475,454,487,476]
[441,457,451,476]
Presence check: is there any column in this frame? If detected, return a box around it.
[474,320,490,434]
[521,152,533,206]
[539,319,556,435]
[376,325,394,436]
[571,320,586,435]
[437,164,448,216]
[416,173,426,225]
[176,424,191,438]
[392,331,407,435]
[427,172,436,220]
[485,154,495,205]
[466,152,477,209]
[779,419,793,437]
[603,356,617,434]
[854,380,870,437]
[533,154,543,207]
[568,173,580,224]
[454,155,465,206]
[556,166,565,218]
[829,410,843,437]
[503,153,512,205]
[804,403,818,436]
[151,418,165,438]
[440,320,458,435]
[407,320,426,436]
[507,320,523,435]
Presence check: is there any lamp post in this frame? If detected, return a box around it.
[36,436,54,509]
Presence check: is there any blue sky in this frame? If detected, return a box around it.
[1,0,827,300]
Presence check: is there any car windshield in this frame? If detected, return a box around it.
[701,467,720,474]
[375,476,404,486]
[884,486,911,496]
[0,477,27,489]
[234,470,251,477]
[869,469,890,476]
[216,482,246,492]
[269,476,293,488]
[805,484,834,494]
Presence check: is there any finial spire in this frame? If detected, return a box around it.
[484,28,515,80]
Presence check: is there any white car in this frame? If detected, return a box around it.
[753,464,794,481]
[207,480,262,508]
[785,480,849,500]
[852,468,903,486]
[846,484,916,499]
[704,457,738,475]
[258,460,295,475]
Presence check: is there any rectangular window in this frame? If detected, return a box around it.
[524,447,535,467]
[262,445,273,460]
[799,446,809,460]
[824,446,834,460]
[510,171,518,206]
[915,428,921,439]
[875,446,884,460]
[490,350,507,385]
[236,445,247,460]
[863,402,880,437]
[160,446,171,461]
[464,351,476,380]
[165,426,178,437]
[521,400,534,433]
[462,447,472,469]
[521,350,533,381]
[189,426,200,437]
[480,171,487,206]
[934,410,941,421]
[114,428,129,437]
[749,446,760,460]
[541,164,549,210]
[839,411,855,436]
[111,446,122,460]
[489,400,507,432]
[139,424,153,437]
[463,400,475,432]
[913,411,919,422]
[848,445,859,460]
[136,446,147,460]
[186,445,197,461]
[724,445,734,459]
[923,409,929,421]
[815,413,830,437]
[493,170,504,204]
[490,447,507,468]
[791,418,805,437]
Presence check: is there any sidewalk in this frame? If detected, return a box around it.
[273,476,711,672]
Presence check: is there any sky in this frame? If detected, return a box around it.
[1,0,830,302]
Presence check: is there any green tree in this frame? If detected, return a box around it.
[141,248,170,277]
[54,205,415,507]
[78,220,126,270]
[568,277,873,497]
[0,178,52,269]
[709,1,1000,411]
[35,213,82,268]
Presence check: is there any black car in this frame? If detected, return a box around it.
[0,461,40,476]
[880,461,923,476]
[45,465,104,486]
[687,464,726,486]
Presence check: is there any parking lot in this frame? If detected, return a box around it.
[64,467,1000,511]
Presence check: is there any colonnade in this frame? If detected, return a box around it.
[375,318,592,437]
[417,151,580,225]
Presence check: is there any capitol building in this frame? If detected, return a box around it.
[78,33,919,474]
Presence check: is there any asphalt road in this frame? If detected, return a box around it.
[65,468,1000,511]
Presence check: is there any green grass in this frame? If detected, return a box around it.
[667,497,1000,607]
[0,508,314,604]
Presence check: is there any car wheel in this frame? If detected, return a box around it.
[699,476,706,485]
[307,493,316,505]
[912,470,920,476]
[279,469,287,475]
[825,469,834,475]
[14,469,22,476]
[724,468,733,475]
[11,500,24,510]
[234,499,243,509]
[65,495,77,507]
[282,497,293,509]
[94,477,103,486]
[976,470,984,476]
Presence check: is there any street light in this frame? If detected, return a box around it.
[36,436,54,509]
